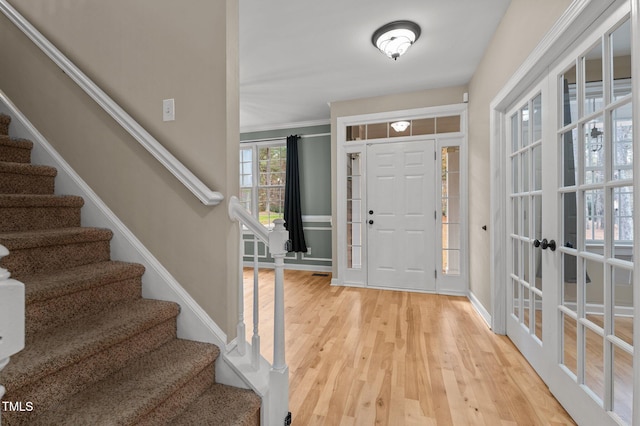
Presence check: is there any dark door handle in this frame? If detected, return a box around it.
[369,210,374,215]
[368,220,374,225]
[533,239,541,248]
[540,239,557,251]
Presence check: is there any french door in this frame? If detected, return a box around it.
[505,4,636,425]
[366,140,436,291]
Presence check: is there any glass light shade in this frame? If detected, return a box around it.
[372,21,421,60]
[391,121,411,132]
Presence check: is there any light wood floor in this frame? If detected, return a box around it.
[243,269,576,425]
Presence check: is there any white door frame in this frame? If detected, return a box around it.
[334,103,468,295]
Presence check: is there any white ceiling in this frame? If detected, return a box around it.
[239,0,512,132]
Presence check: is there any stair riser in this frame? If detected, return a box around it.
[3,318,178,423]
[1,240,111,277]
[0,145,31,163]
[27,277,142,336]
[0,172,54,195]
[0,207,81,232]
[0,120,8,135]
[137,363,216,426]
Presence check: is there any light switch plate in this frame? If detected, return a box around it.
[163,98,175,122]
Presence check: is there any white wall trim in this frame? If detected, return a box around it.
[0,91,254,388]
[0,0,223,206]
[243,261,332,273]
[240,118,330,134]
[468,291,492,329]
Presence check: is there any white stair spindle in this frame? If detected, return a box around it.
[269,220,288,371]
[251,238,260,370]
[236,224,246,356]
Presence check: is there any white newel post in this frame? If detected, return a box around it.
[0,245,26,424]
[268,220,290,425]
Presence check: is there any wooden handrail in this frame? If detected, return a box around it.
[0,0,223,206]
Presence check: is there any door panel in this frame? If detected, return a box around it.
[367,140,435,291]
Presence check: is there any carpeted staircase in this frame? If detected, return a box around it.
[0,113,261,425]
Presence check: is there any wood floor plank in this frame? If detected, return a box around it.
[243,269,576,425]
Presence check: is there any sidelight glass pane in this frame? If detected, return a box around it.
[612,104,633,181]
[583,42,604,117]
[562,64,577,126]
[611,19,632,100]
[613,345,633,425]
[436,115,461,133]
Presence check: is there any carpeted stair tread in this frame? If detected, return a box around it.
[0,193,84,208]
[0,160,56,177]
[0,226,112,250]
[0,299,180,391]
[0,113,10,135]
[0,135,33,163]
[22,260,145,304]
[0,135,32,149]
[28,339,219,426]
[171,383,262,426]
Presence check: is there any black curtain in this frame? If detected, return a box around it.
[284,135,307,252]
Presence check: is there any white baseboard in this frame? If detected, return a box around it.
[468,290,492,329]
[0,91,250,383]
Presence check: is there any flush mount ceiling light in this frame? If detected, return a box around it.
[372,20,421,60]
[390,121,411,132]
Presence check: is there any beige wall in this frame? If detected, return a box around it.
[329,85,468,277]
[467,0,572,311]
[0,1,240,338]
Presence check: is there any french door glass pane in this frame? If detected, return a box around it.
[563,252,578,311]
[584,326,605,404]
[613,264,633,346]
[523,285,531,329]
[585,260,605,312]
[533,94,542,142]
[562,313,578,376]
[522,151,530,192]
[612,104,633,181]
[562,64,577,126]
[533,144,542,191]
[583,42,603,117]
[585,189,605,246]
[584,116,605,185]
[562,128,579,187]
[513,278,520,318]
[562,192,578,249]
[613,345,633,425]
[611,19,632,100]
[521,104,530,147]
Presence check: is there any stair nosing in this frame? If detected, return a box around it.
[0,227,113,250]
[0,194,84,208]
[0,161,57,177]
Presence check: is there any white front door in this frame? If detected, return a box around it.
[366,140,436,291]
